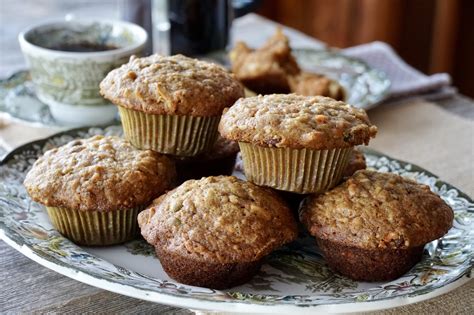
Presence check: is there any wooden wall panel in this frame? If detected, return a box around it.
[453,0,474,97]
[397,0,435,74]
[257,0,474,98]
[303,0,353,47]
[430,0,459,73]
[258,0,353,47]
[350,0,403,48]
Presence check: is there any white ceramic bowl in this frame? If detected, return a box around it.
[19,19,147,126]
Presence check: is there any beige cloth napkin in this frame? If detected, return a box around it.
[343,42,456,101]
[369,99,474,197]
[0,113,62,153]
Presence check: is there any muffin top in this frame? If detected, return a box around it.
[288,72,345,101]
[100,54,244,116]
[24,135,176,211]
[138,176,297,264]
[229,28,300,94]
[219,94,377,149]
[300,170,453,250]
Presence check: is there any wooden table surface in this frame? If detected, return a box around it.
[1,6,473,314]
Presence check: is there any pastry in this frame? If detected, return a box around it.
[138,176,297,289]
[230,28,299,94]
[100,54,244,156]
[300,170,454,281]
[230,29,344,100]
[342,147,366,178]
[289,72,345,101]
[280,148,368,211]
[24,135,176,245]
[219,94,377,194]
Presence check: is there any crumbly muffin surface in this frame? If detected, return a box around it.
[230,29,346,99]
[300,170,453,249]
[289,72,345,100]
[100,54,244,116]
[219,94,377,149]
[24,135,176,211]
[230,28,300,94]
[138,176,297,264]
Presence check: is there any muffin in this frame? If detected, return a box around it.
[300,170,454,281]
[138,176,297,289]
[219,94,377,194]
[175,135,239,183]
[230,28,300,94]
[230,29,345,100]
[280,148,368,211]
[289,72,345,101]
[100,54,244,157]
[24,135,176,246]
[342,147,366,179]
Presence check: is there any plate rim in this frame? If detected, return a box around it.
[292,47,392,110]
[0,70,62,128]
[0,127,472,313]
[1,232,471,314]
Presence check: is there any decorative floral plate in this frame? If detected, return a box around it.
[292,49,391,109]
[0,126,471,314]
[0,71,57,126]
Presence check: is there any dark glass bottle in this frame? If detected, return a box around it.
[168,0,232,55]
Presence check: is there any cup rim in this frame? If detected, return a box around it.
[18,18,148,58]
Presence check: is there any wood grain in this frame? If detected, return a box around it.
[350,0,403,48]
[453,0,474,100]
[0,241,191,314]
[429,0,460,73]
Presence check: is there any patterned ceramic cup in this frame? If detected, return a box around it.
[19,19,147,126]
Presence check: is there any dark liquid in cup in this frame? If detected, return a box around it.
[48,42,118,52]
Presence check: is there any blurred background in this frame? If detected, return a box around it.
[257,0,473,98]
[1,0,473,97]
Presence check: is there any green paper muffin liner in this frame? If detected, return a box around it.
[46,206,143,246]
[239,143,353,194]
[119,107,220,157]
